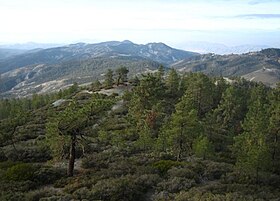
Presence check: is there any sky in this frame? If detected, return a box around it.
[0,0,280,47]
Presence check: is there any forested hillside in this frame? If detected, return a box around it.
[0,69,279,201]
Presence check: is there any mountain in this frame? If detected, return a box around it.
[0,42,63,50]
[1,40,280,98]
[0,48,27,60]
[178,41,270,55]
[172,48,280,87]
[0,40,198,74]
[0,56,162,98]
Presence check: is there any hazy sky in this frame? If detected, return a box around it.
[0,0,280,47]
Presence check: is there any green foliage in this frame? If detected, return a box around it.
[91,79,102,91]
[164,107,201,160]
[24,189,57,201]
[89,175,145,201]
[152,160,183,176]
[234,84,272,183]
[116,66,129,85]
[205,84,249,154]
[166,68,180,96]
[182,73,215,117]
[268,84,280,173]
[0,71,279,200]
[34,167,65,185]
[104,69,114,88]
[5,163,38,181]
[157,177,196,193]
[4,145,51,162]
[194,136,213,159]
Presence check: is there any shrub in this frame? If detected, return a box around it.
[34,167,65,185]
[25,189,58,201]
[134,174,161,190]
[39,195,73,201]
[0,180,36,193]
[5,163,39,181]
[4,145,51,162]
[90,175,144,201]
[203,161,233,181]
[72,187,92,200]
[0,192,26,201]
[0,148,7,162]
[0,160,19,170]
[157,177,196,193]
[152,160,183,176]
[81,152,112,169]
[167,166,198,180]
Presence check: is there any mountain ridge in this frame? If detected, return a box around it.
[0,40,198,74]
[172,48,280,87]
[0,40,280,98]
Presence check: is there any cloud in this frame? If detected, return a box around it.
[235,14,280,19]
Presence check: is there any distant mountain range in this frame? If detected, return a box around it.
[0,40,197,97]
[0,40,197,74]
[178,41,271,55]
[0,40,279,98]
[0,42,63,50]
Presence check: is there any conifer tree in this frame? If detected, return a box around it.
[166,68,180,97]
[234,84,271,183]
[183,73,215,118]
[116,66,129,85]
[47,96,113,176]
[104,69,114,88]
[268,84,280,173]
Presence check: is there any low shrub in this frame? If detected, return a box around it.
[90,175,144,201]
[4,145,51,162]
[34,167,65,185]
[0,180,36,193]
[0,192,26,201]
[0,148,7,162]
[203,161,233,180]
[25,188,58,201]
[157,177,196,193]
[0,160,19,170]
[167,166,198,180]
[81,152,112,169]
[152,160,184,176]
[5,163,39,181]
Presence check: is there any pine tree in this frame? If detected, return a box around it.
[183,73,215,118]
[234,84,271,183]
[164,96,202,160]
[91,80,102,91]
[47,96,114,176]
[194,135,213,160]
[104,69,114,88]
[116,66,129,85]
[166,68,180,97]
[268,83,280,173]
[207,85,248,152]
[157,65,165,79]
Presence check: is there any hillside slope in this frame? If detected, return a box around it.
[0,40,198,74]
[0,56,161,98]
[172,48,280,87]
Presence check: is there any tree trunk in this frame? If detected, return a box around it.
[68,134,76,177]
